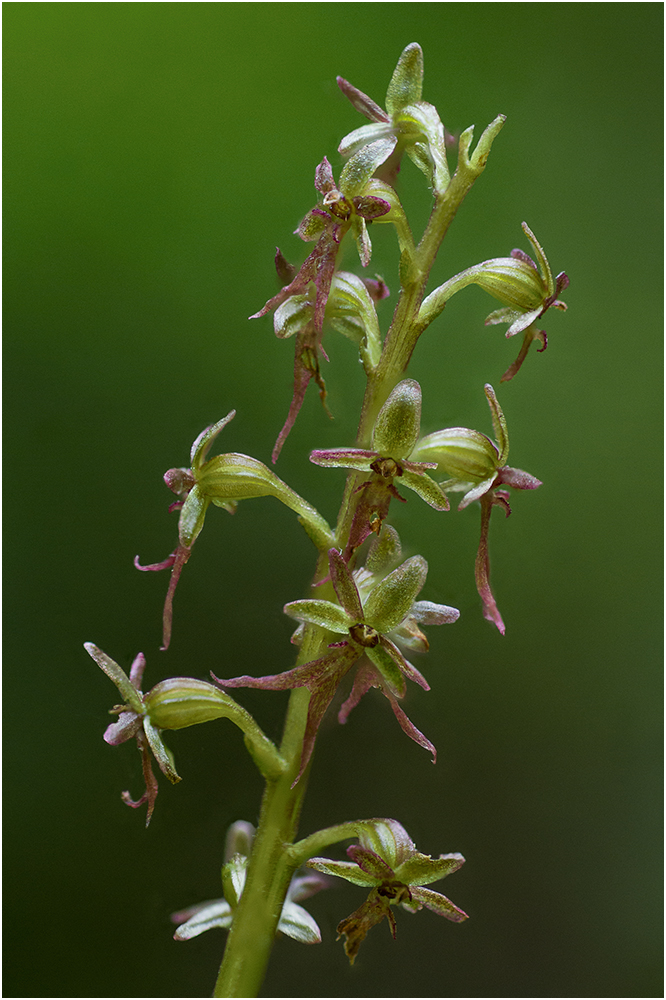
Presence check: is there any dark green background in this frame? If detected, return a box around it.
[4,4,662,997]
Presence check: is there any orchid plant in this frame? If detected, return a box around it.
[86,43,567,997]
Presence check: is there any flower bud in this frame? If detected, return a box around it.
[372,379,422,459]
[412,427,499,484]
[470,256,546,311]
[144,678,245,731]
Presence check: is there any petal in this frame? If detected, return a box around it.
[143,716,181,784]
[314,156,336,196]
[352,195,391,221]
[363,555,428,632]
[338,121,395,159]
[347,844,395,881]
[484,384,509,465]
[410,600,460,625]
[366,642,406,697]
[84,643,144,715]
[278,901,322,944]
[378,635,430,691]
[306,857,377,888]
[339,137,398,198]
[309,447,377,471]
[497,466,542,490]
[336,76,390,123]
[401,469,450,510]
[395,852,465,886]
[385,43,424,116]
[103,710,142,746]
[190,411,237,468]
[372,379,422,459]
[365,524,402,575]
[283,598,353,634]
[521,221,553,295]
[457,475,497,510]
[172,900,232,940]
[329,547,364,620]
[352,216,372,268]
[409,886,469,922]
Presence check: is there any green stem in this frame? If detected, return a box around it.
[213,683,312,998]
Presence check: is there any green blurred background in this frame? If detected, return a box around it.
[4,4,662,997]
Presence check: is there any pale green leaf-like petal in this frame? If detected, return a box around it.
[385,43,423,117]
[401,469,450,510]
[410,885,469,922]
[84,643,144,715]
[143,717,181,785]
[178,485,211,548]
[363,556,427,633]
[283,598,352,634]
[173,899,232,940]
[306,857,377,887]
[278,901,322,944]
[338,122,394,159]
[339,137,397,197]
[372,379,422,459]
[395,851,465,886]
[190,411,237,469]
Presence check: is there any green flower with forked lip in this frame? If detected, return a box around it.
[307,818,467,964]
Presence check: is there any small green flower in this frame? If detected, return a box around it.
[135,411,332,648]
[172,822,329,945]
[269,270,388,463]
[251,152,392,335]
[337,43,450,192]
[412,384,541,634]
[86,644,285,823]
[214,544,458,781]
[310,379,449,557]
[307,818,467,964]
[419,222,568,381]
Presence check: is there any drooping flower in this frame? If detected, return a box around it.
[251,151,393,336]
[172,821,330,945]
[86,644,286,824]
[411,384,541,634]
[269,270,389,463]
[310,379,449,557]
[419,222,568,381]
[135,411,332,648]
[213,543,458,781]
[337,42,450,193]
[307,818,467,964]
